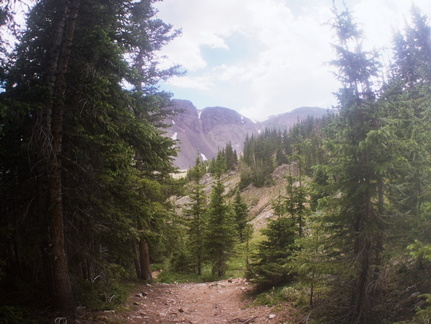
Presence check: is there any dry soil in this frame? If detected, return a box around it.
[84,279,296,324]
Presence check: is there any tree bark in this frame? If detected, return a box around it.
[139,237,153,280]
[133,240,142,278]
[350,150,373,324]
[134,150,153,281]
[47,0,81,313]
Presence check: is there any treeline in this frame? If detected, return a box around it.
[201,142,239,177]
[244,5,431,324]
[0,0,183,319]
[240,115,332,188]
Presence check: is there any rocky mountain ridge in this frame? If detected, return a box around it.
[164,99,328,169]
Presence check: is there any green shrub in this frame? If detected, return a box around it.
[169,250,195,274]
[246,217,296,289]
[73,265,129,311]
[253,287,286,307]
[156,271,200,283]
[0,306,42,324]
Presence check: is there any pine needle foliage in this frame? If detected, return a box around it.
[204,177,237,278]
[246,215,296,289]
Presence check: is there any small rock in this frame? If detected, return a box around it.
[178,307,185,313]
[269,313,276,319]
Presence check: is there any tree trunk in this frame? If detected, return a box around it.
[212,252,227,278]
[33,0,68,297]
[139,237,153,280]
[352,239,371,323]
[133,240,142,278]
[136,212,152,280]
[47,0,81,314]
[374,178,384,279]
[350,150,373,324]
[197,255,202,276]
[134,150,153,281]
[309,273,315,306]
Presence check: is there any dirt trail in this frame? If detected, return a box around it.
[86,279,296,323]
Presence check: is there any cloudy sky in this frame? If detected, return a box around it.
[154,0,431,120]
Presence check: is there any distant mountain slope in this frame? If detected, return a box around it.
[258,107,328,131]
[173,163,298,231]
[163,99,327,169]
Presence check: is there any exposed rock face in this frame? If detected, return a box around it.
[200,106,257,156]
[164,100,257,169]
[163,99,327,169]
[172,164,300,231]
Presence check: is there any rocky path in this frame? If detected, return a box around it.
[86,279,296,323]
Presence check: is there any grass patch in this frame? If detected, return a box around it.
[253,287,287,307]
[156,262,217,283]
[157,271,202,283]
[226,243,248,278]
[252,284,310,308]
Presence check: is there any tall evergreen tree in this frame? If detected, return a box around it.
[204,177,237,277]
[246,214,296,289]
[392,6,431,88]
[225,141,238,171]
[0,0,179,316]
[285,168,309,238]
[384,8,431,277]
[314,5,387,323]
[183,158,207,275]
[233,188,249,242]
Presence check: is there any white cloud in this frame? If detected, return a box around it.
[166,75,213,91]
[155,0,431,120]
[159,38,207,71]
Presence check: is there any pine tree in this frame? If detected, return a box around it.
[290,211,333,307]
[246,214,296,289]
[314,5,387,322]
[204,177,237,277]
[0,0,180,314]
[225,141,238,170]
[384,7,431,275]
[233,188,249,242]
[285,167,309,238]
[183,158,207,275]
[392,6,431,88]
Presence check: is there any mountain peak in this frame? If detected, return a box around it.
[200,106,254,133]
[164,100,327,169]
